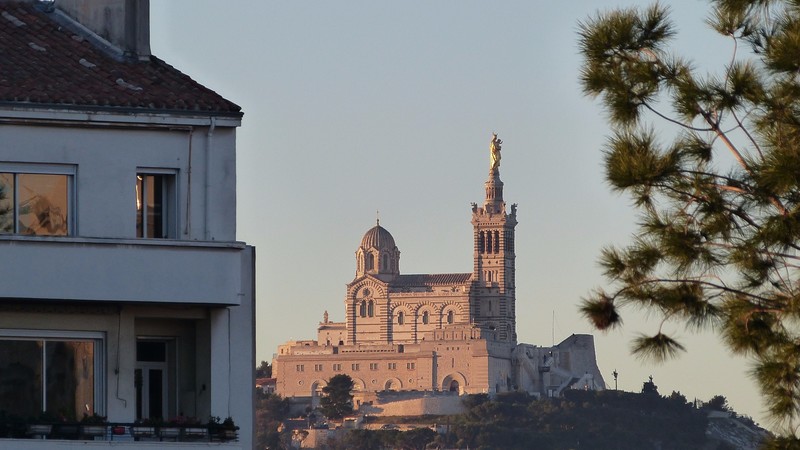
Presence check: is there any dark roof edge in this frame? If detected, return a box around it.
[0,101,244,120]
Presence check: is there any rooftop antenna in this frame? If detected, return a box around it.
[552,310,555,347]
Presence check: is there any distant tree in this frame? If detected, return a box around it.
[319,374,354,420]
[255,360,272,378]
[255,392,290,450]
[578,1,800,441]
[705,395,731,413]
[393,428,437,450]
[666,391,691,409]
[641,376,659,396]
[327,429,388,450]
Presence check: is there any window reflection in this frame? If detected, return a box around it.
[0,340,42,418]
[0,339,95,420]
[0,173,13,233]
[136,174,171,238]
[0,173,68,236]
[18,174,68,236]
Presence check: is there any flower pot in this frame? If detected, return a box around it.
[217,428,237,441]
[158,426,180,439]
[26,424,52,437]
[183,427,208,440]
[82,424,106,437]
[131,425,155,438]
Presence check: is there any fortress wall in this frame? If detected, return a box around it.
[361,394,466,416]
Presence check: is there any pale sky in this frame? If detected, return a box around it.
[149,0,765,428]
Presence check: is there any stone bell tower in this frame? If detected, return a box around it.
[471,133,518,344]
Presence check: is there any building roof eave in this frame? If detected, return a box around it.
[0,104,242,128]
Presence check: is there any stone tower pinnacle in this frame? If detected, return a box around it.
[471,134,518,344]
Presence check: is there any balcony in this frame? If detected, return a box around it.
[0,236,252,305]
[0,420,238,442]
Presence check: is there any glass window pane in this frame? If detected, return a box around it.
[0,173,13,234]
[45,341,94,420]
[17,174,68,236]
[0,340,43,418]
[148,369,164,419]
[146,176,164,238]
[136,175,144,238]
[137,174,169,238]
[137,341,166,362]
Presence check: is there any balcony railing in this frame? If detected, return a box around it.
[0,422,238,443]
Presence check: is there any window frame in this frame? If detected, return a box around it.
[136,168,178,239]
[0,163,76,236]
[0,329,105,417]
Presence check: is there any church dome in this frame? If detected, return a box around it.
[360,224,396,250]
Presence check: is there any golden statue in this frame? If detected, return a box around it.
[490,133,502,171]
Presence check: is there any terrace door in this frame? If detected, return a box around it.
[135,340,170,420]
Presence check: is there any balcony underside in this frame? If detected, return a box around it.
[0,237,252,305]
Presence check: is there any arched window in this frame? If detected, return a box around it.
[397,311,404,325]
[381,254,388,271]
[422,311,429,325]
[478,231,485,254]
[365,253,374,271]
[447,310,454,324]
[367,300,374,317]
[494,231,500,253]
[486,231,493,254]
[359,301,366,317]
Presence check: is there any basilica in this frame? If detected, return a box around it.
[273,136,605,404]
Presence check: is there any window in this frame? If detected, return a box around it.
[388,363,396,370]
[314,364,323,372]
[333,364,342,372]
[0,331,102,420]
[359,301,367,318]
[296,364,305,372]
[397,311,404,325]
[422,311,429,325]
[367,300,374,317]
[351,363,360,371]
[369,363,378,371]
[447,310,454,324]
[407,362,415,370]
[0,165,73,236]
[136,171,176,238]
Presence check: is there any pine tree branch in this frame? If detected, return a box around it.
[642,103,713,132]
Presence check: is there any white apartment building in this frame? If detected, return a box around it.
[0,1,255,448]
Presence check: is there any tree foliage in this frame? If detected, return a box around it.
[319,374,354,420]
[324,390,762,449]
[254,392,292,450]
[255,360,272,378]
[578,1,800,439]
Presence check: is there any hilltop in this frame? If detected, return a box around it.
[257,386,769,449]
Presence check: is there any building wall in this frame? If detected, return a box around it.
[0,121,237,241]
[0,114,252,449]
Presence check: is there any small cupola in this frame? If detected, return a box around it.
[355,219,400,280]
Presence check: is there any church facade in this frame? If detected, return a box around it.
[273,136,604,402]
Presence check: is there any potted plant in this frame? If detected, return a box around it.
[209,416,238,441]
[158,417,181,440]
[80,413,107,438]
[179,416,208,440]
[131,418,158,439]
[26,410,60,437]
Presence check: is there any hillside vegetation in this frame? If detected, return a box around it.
[259,387,767,449]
